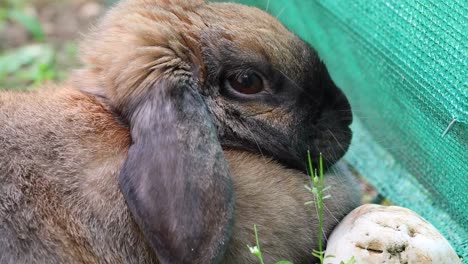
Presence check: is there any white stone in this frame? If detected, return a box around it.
[324,204,461,264]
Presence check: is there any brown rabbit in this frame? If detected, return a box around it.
[0,0,360,263]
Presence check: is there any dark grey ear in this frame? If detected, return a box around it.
[119,78,234,264]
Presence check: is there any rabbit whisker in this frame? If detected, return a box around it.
[276,68,322,105]
[323,202,340,224]
[242,122,265,159]
[326,128,347,155]
[275,5,287,19]
[322,167,341,227]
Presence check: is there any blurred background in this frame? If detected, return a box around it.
[0,0,105,89]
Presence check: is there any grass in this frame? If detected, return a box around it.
[247,224,292,264]
[0,0,77,90]
[248,151,356,264]
[0,0,51,89]
[0,44,57,87]
[307,150,327,261]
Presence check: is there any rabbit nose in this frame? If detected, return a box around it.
[324,86,353,127]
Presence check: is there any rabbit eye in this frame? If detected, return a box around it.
[228,72,264,95]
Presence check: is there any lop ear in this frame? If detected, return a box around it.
[119,78,234,264]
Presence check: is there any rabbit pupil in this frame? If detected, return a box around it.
[229,72,264,95]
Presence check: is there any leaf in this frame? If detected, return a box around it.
[0,44,56,87]
[311,187,318,195]
[0,45,44,75]
[312,250,323,258]
[339,256,356,264]
[346,256,356,264]
[275,261,294,264]
[0,8,7,20]
[7,9,45,41]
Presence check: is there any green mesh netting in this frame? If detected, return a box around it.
[219,0,467,258]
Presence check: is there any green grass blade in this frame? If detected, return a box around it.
[7,10,45,41]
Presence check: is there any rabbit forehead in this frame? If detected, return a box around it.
[78,0,309,106]
[202,3,308,76]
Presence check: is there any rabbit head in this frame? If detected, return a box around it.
[73,0,352,263]
[77,0,352,170]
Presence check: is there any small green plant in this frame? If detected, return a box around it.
[339,256,356,264]
[0,44,56,88]
[0,0,59,89]
[0,0,45,41]
[247,225,265,264]
[247,224,293,264]
[304,151,331,263]
[305,152,356,264]
[248,151,356,264]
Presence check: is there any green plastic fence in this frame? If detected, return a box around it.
[219,0,467,259]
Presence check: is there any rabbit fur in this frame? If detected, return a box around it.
[0,0,361,263]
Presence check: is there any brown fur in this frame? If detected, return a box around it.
[0,0,361,263]
[0,88,359,263]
